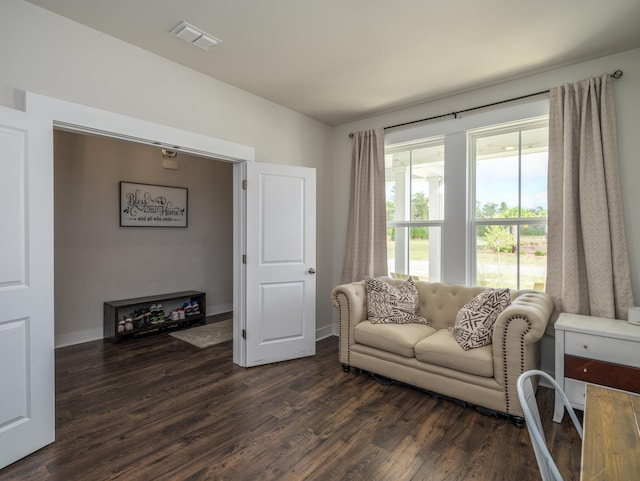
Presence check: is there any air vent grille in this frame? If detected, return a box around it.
[170,21,222,50]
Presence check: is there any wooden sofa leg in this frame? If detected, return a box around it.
[342,364,351,373]
[512,416,525,429]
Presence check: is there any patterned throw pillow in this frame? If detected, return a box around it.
[449,288,511,350]
[365,277,429,324]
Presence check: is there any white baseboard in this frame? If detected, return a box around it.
[55,327,103,348]
[315,324,334,341]
[206,302,233,317]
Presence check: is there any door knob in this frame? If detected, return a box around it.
[308,268,316,274]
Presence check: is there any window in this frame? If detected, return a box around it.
[384,100,549,289]
[385,138,444,281]
[470,119,549,290]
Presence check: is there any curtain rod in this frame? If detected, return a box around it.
[349,69,623,137]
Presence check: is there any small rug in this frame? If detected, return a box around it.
[170,319,233,348]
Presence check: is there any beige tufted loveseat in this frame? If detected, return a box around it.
[331,278,554,425]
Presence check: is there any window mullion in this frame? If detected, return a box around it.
[518,130,522,218]
[516,225,521,290]
[473,218,547,226]
[517,130,522,289]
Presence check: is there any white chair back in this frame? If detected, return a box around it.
[516,370,583,481]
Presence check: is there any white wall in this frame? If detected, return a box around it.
[0,0,335,339]
[3,0,639,354]
[331,47,640,371]
[54,131,233,346]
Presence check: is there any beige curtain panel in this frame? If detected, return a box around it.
[341,129,388,283]
[546,74,634,329]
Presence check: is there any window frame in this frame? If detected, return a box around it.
[468,117,549,289]
[384,98,550,286]
[385,137,445,281]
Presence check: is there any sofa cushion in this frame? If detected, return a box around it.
[413,283,486,330]
[414,329,494,377]
[449,288,511,350]
[355,321,436,358]
[365,277,428,324]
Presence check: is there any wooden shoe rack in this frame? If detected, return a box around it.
[103,290,206,343]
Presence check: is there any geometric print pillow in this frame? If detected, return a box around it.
[449,288,511,350]
[365,277,429,325]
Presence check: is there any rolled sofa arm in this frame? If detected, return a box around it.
[492,290,554,415]
[331,281,367,367]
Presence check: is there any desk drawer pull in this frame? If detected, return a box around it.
[584,368,588,373]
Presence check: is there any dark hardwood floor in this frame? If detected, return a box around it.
[0,334,582,480]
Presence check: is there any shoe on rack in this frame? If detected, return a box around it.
[144,308,152,325]
[118,320,125,333]
[181,302,193,316]
[170,309,179,321]
[125,317,133,331]
[156,304,166,322]
[190,301,201,315]
[178,308,185,320]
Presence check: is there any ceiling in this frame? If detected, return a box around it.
[24,0,640,126]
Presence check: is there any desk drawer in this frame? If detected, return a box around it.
[564,331,640,368]
[565,355,640,394]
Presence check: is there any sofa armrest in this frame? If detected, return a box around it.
[331,281,367,367]
[495,291,554,346]
[492,290,554,415]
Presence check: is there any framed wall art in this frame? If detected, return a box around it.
[120,181,188,227]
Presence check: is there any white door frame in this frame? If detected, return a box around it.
[25,92,253,365]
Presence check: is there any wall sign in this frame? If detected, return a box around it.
[120,181,188,227]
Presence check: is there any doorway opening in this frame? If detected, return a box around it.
[26,91,253,366]
[52,130,234,348]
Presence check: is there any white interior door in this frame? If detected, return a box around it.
[244,161,316,366]
[0,107,54,468]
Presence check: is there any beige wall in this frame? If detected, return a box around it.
[0,0,335,342]
[54,131,234,346]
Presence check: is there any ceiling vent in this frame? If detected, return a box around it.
[170,21,222,50]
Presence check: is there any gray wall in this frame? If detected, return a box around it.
[54,131,234,346]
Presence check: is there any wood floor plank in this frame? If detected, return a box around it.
[0,334,581,481]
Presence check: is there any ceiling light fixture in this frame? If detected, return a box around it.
[170,21,222,50]
[162,149,178,159]
[161,149,179,170]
